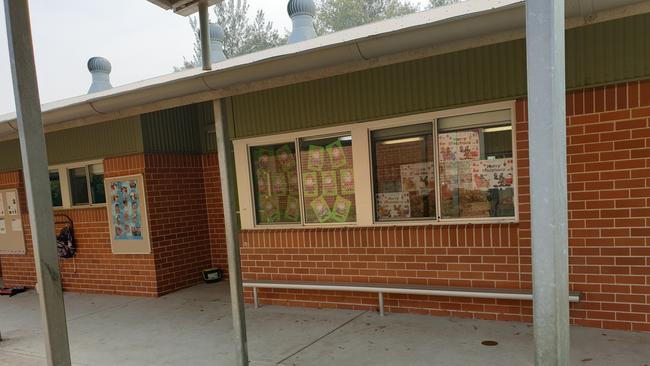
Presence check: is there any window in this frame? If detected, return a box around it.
[437,110,515,219]
[299,135,355,224]
[250,143,301,224]
[49,170,62,207]
[371,123,436,221]
[48,161,106,208]
[236,102,516,229]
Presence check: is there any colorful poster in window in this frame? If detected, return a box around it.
[258,195,281,223]
[285,196,301,222]
[400,162,435,192]
[438,130,480,161]
[110,180,143,241]
[321,171,338,197]
[326,140,347,169]
[307,145,325,171]
[254,148,275,172]
[276,144,296,171]
[256,172,271,195]
[340,169,354,195]
[302,172,319,197]
[310,196,331,223]
[0,219,5,234]
[287,170,298,191]
[471,158,514,190]
[271,172,287,196]
[331,196,352,222]
[6,191,18,215]
[376,192,410,220]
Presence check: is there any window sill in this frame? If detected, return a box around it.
[247,218,519,230]
[53,204,107,211]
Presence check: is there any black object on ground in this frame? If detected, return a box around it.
[0,286,27,297]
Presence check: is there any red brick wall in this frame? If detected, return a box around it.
[239,78,650,332]
[0,153,229,296]
[202,154,228,273]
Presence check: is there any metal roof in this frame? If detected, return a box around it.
[145,0,223,16]
[0,0,648,139]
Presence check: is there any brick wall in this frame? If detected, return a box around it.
[239,78,650,332]
[0,153,228,296]
[202,154,228,273]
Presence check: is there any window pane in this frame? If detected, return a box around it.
[299,135,355,224]
[250,143,301,225]
[49,170,62,207]
[69,167,89,206]
[371,123,435,221]
[90,164,106,204]
[437,115,515,219]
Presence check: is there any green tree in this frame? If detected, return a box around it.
[177,0,284,70]
[428,0,460,8]
[315,0,420,34]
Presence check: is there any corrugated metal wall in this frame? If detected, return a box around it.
[230,12,650,138]
[0,116,142,172]
[141,102,215,154]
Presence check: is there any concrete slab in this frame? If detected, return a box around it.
[1,282,649,366]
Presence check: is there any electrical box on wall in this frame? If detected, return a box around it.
[0,189,26,254]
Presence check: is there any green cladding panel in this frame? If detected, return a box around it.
[141,102,214,154]
[0,116,143,172]
[230,13,650,138]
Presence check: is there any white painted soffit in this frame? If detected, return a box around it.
[0,0,647,138]
[145,0,223,16]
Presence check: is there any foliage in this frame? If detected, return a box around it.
[315,0,420,34]
[428,0,460,8]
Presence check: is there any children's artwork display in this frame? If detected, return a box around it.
[376,192,410,220]
[105,175,151,254]
[438,130,480,161]
[471,159,514,190]
[300,135,356,224]
[0,189,26,254]
[250,143,301,225]
[400,162,435,192]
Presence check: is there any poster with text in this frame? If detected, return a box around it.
[326,140,347,169]
[321,171,338,196]
[310,196,331,223]
[11,218,21,232]
[271,172,287,196]
[275,144,296,172]
[376,192,411,220]
[254,148,275,172]
[471,158,514,190]
[105,175,151,254]
[258,195,281,223]
[6,191,18,215]
[340,169,354,195]
[400,162,435,192]
[307,145,325,171]
[302,172,319,197]
[0,219,5,234]
[438,130,480,161]
[331,196,352,222]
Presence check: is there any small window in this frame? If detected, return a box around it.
[371,123,436,221]
[437,110,515,219]
[90,164,106,204]
[49,170,62,207]
[250,143,301,225]
[68,163,107,206]
[299,134,355,224]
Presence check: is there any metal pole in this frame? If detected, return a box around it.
[525,1,570,365]
[213,100,249,366]
[198,0,212,71]
[3,1,72,365]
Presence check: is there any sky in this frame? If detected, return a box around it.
[0,0,429,115]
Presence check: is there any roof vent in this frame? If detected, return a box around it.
[287,0,316,44]
[209,22,227,63]
[87,57,112,94]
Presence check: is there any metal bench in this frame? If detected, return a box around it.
[243,280,582,316]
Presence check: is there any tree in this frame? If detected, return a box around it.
[428,0,461,8]
[315,0,420,34]
[177,0,284,70]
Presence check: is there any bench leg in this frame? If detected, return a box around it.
[253,287,259,309]
[378,292,384,317]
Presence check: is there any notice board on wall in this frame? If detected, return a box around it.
[104,175,151,254]
[0,189,26,254]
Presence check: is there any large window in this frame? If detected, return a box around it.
[49,161,106,208]
[236,102,517,229]
[371,124,435,221]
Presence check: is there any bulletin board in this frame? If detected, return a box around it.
[104,175,151,254]
[0,189,26,254]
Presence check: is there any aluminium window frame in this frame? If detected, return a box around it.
[48,159,106,210]
[234,101,518,230]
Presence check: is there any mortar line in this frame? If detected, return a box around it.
[275,310,369,365]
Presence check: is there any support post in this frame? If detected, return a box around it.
[199,0,211,71]
[4,1,71,365]
[253,287,259,309]
[378,292,384,317]
[213,100,249,366]
[525,1,570,365]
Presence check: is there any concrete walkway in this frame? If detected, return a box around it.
[0,282,649,366]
